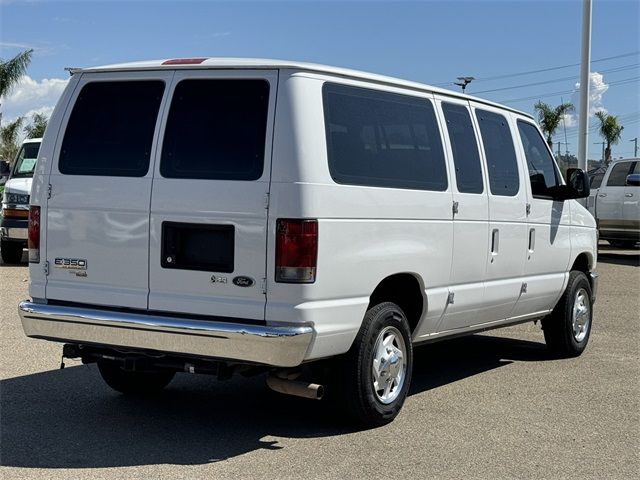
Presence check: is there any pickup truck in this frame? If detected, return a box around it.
[588,158,640,248]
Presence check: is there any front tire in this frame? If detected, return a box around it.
[98,361,175,395]
[542,271,593,357]
[338,302,413,428]
[0,240,24,264]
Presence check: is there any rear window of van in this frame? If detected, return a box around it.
[59,81,165,177]
[160,79,270,181]
[323,83,447,191]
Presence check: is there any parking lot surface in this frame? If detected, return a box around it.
[1,246,638,479]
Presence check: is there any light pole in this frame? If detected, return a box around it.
[454,76,475,94]
[594,141,605,163]
[577,0,592,172]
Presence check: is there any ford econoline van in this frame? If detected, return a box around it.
[19,58,597,426]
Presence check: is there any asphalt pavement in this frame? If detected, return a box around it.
[1,245,638,479]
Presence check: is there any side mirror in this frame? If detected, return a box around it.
[626,174,640,186]
[550,168,590,201]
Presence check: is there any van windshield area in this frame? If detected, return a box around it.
[12,142,40,178]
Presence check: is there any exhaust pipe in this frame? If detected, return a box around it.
[267,374,324,400]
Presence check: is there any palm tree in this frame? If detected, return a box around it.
[24,112,48,139]
[594,111,624,164]
[534,101,574,150]
[0,49,33,99]
[0,117,24,164]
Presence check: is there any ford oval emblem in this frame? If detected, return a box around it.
[233,276,255,288]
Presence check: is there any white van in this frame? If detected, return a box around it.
[19,58,597,426]
[1,138,41,264]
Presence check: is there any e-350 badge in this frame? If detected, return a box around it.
[54,258,87,270]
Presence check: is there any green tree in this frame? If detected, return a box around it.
[533,101,574,150]
[594,111,624,164]
[24,112,48,139]
[0,117,24,163]
[0,50,33,118]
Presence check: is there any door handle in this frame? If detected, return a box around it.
[625,193,634,197]
[491,229,499,254]
[528,228,535,252]
[598,193,607,197]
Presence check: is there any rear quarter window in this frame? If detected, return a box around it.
[59,80,165,177]
[323,83,447,191]
[607,162,633,186]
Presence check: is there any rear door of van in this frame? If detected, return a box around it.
[147,70,277,321]
[46,71,172,309]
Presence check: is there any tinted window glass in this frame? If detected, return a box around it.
[60,81,164,176]
[323,83,447,191]
[607,162,633,186]
[442,103,483,194]
[12,142,40,178]
[632,162,639,174]
[590,172,604,189]
[161,79,269,180]
[476,109,519,196]
[517,121,560,198]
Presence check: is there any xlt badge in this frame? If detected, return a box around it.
[54,258,87,270]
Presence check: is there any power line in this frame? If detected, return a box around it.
[472,63,638,94]
[432,51,639,87]
[498,76,640,103]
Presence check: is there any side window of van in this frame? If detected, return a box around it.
[607,162,633,186]
[160,79,270,181]
[59,81,165,177]
[323,83,447,191]
[475,109,520,196]
[517,120,560,198]
[441,102,483,194]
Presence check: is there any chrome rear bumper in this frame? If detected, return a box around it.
[18,301,314,367]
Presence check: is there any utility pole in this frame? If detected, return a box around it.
[577,0,592,172]
[594,141,605,163]
[631,137,638,157]
[557,142,569,159]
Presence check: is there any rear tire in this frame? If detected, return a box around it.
[337,302,413,428]
[542,271,593,358]
[97,361,175,395]
[0,240,24,264]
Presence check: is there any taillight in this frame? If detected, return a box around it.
[28,206,40,263]
[275,219,318,283]
[1,208,29,219]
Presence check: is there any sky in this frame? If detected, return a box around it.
[1,0,639,160]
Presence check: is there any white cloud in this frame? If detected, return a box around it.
[564,71,609,127]
[0,75,68,122]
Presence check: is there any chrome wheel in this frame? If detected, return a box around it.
[572,287,591,342]
[372,326,407,404]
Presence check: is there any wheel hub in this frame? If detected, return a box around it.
[572,287,591,343]
[372,326,407,404]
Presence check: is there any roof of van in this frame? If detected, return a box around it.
[76,57,533,119]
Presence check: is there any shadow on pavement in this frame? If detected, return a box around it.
[0,334,547,469]
[597,247,639,267]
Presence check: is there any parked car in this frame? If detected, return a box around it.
[1,138,42,264]
[587,158,639,248]
[18,59,596,427]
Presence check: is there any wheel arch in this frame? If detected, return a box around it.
[367,272,426,334]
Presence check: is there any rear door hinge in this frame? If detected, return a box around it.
[526,203,531,216]
[447,291,455,305]
[452,201,459,216]
[261,277,267,294]
[47,184,52,199]
[263,193,270,209]
[43,261,50,276]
